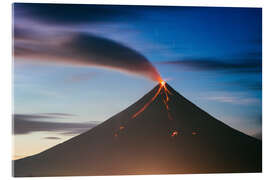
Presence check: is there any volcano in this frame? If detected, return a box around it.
[13,83,262,177]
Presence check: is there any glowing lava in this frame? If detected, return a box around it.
[160,80,165,86]
[159,80,173,121]
[116,80,177,138]
[132,80,172,120]
[132,84,163,119]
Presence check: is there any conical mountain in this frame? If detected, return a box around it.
[14,83,262,177]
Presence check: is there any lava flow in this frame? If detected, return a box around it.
[132,80,172,120]
[114,80,177,138]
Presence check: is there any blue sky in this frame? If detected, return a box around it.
[13,4,262,159]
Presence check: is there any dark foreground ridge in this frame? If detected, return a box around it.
[13,83,262,177]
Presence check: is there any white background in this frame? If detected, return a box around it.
[0,0,269,179]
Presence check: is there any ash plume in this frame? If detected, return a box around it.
[14,28,162,82]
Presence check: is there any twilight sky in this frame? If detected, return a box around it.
[13,3,262,159]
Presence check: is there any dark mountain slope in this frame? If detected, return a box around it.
[14,83,262,177]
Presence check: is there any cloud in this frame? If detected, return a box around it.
[202,92,261,105]
[14,27,162,82]
[160,57,261,74]
[207,96,259,105]
[36,113,76,117]
[13,113,75,121]
[43,137,61,140]
[13,114,99,135]
[13,114,57,120]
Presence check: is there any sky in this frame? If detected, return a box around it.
[13,3,262,160]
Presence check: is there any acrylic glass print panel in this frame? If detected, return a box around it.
[13,3,262,177]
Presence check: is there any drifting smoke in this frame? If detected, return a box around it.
[14,28,162,82]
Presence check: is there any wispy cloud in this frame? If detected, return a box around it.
[160,57,261,74]
[13,113,76,120]
[201,92,261,105]
[13,113,99,135]
[43,136,61,140]
[36,113,76,117]
[206,96,259,105]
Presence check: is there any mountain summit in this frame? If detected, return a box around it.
[14,83,262,177]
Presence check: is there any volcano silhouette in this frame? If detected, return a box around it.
[13,83,262,177]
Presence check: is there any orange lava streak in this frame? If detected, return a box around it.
[161,83,173,121]
[165,91,169,102]
[132,80,173,123]
[132,85,163,119]
[122,81,177,139]
[164,84,172,95]
[162,98,169,110]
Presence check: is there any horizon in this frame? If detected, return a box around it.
[13,3,262,160]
